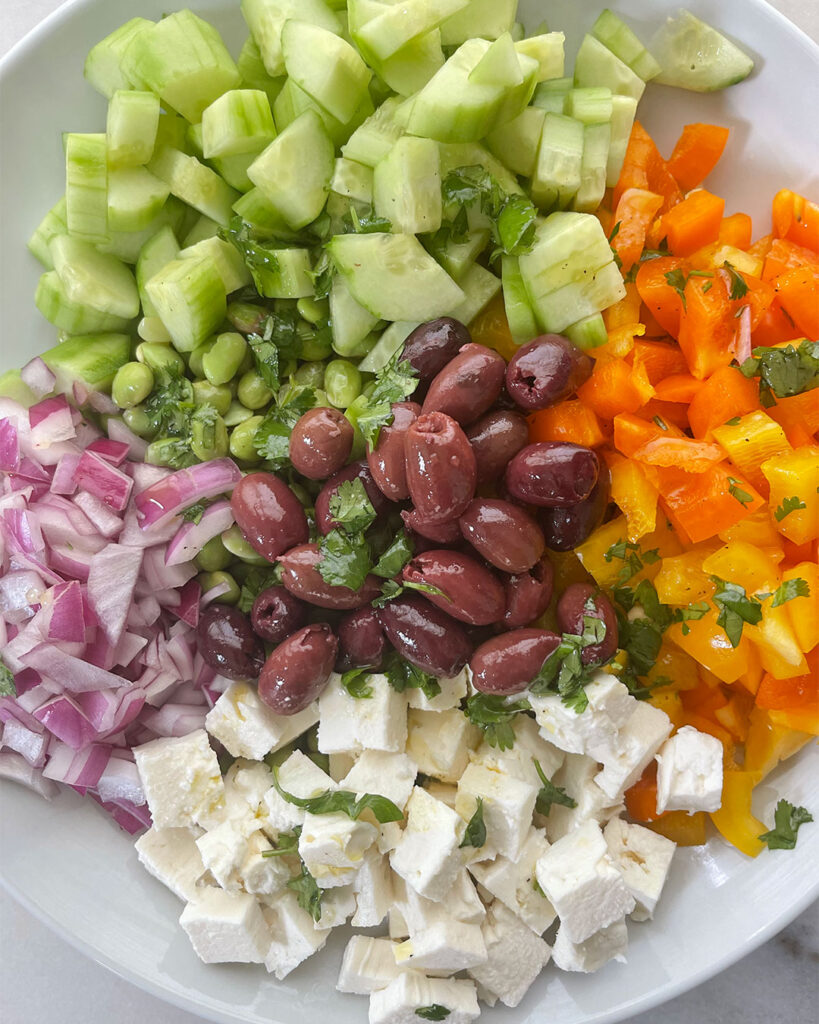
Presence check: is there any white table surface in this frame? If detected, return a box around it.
[1,2,818,1023]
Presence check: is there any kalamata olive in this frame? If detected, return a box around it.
[503,556,555,628]
[402,549,506,626]
[422,343,506,426]
[540,476,610,552]
[197,605,265,680]
[289,407,354,480]
[378,595,472,677]
[315,461,393,536]
[367,402,421,501]
[470,628,561,695]
[506,442,599,508]
[466,410,530,484]
[279,543,382,609]
[337,607,387,670]
[459,499,545,575]
[401,508,462,545]
[556,583,619,664]
[505,334,592,411]
[402,318,471,386]
[405,412,477,523]
[231,472,309,561]
[251,585,308,644]
[258,623,338,715]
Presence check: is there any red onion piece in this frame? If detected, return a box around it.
[75,451,133,512]
[21,357,56,398]
[135,458,242,529]
[164,500,234,567]
[86,543,143,646]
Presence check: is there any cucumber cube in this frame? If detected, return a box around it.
[374,29,446,98]
[352,0,468,62]
[531,114,584,212]
[446,262,501,326]
[182,216,221,248]
[35,273,130,335]
[50,235,140,320]
[331,159,375,204]
[241,0,341,77]
[0,372,36,407]
[531,261,625,334]
[106,90,160,168]
[282,20,371,125]
[209,152,259,194]
[566,87,613,126]
[515,33,565,83]
[41,333,132,391]
[573,122,611,214]
[148,147,240,228]
[154,112,190,154]
[330,275,379,356]
[252,249,314,299]
[342,97,404,168]
[137,225,180,318]
[373,136,442,235]
[428,228,490,283]
[486,106,546,178]
[650,10,754,91]
[28,197,67,270]
[178,237,253,295]
[519,213,613,290]
[574,34,646,103]
[532,76,572,115]
[233,188,297,239]
[202,89,276,159]
[84,17,154,98]
[358,320,420,374]
[591,9,661,82]
[107,167,170,232]
[565,312,609,351]
[502,255,538,346]
[606,95,638,187]
[95,197,186,265]
[440,0,517,47]
[237,36,287,107]
[469,32,524,89]
[65,133,108,244]
[273,78,374,148]
[145,257,227,352]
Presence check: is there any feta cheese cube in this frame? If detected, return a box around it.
[342,750,418,811]
[377,820,404,855]
[206,681,318,760]
[407,668,469,712]
[551,919,628,973]
[390,786,466,902]
[196,818,255,889]
[352,847,394,927]
[468,901,551,1008]
[338,936,406,994]
[135,825,205,901]
[604,817,676,921]
[317,672,407,754]
[299,810,378,888]
[369,973,480,1024]
[545,753,623,843]
[261,750,335,834]
[396,870,486,932]
[407,708,481,784]
[316,884,357,929]
[239,831,290,896]
[389,905,410,940]
[655,725,724,814]
[473,713,564,790]
[134,729,225,830]
[261,890,329,979]
[595,701,672,801]
[456,762,538,862]
[222,760,273,823]
[394,919,487,973]
[425,780,457,808]
[529,672,635,759]
[469,828,556,935]
[180,887,270,964]
[535,819,635,943]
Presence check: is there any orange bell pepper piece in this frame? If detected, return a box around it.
[710,770,765,858]
[653,373,702,404]
[608,454,659,541]
[625,763,661,821]
[668,608,754,685]
[656,463,763,544]
[687,366,760,439]
[662,189,726,258]
[763,446,819,545]
[767,392,819,449]
[611,189,665,273]
[635,256,687,338]
[630,339,689,384]
[632,436,725,472]
[577,357,655,420]
[613,411,682,456]
[719,212,753,250]
[773,267,819,338]
[677,271,738,379]
[768,707,819,736]
[761,238,819,282]
[756,646,818,711]
[636,399,691,431]
[647,811,708,846]
[772,189,819,253]
[527,399,608,448]
[752,300,801,347]
[666,123,730,192]
[613,121,683,212]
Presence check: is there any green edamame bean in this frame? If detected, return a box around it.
[324,359,363,409]
[195,536,231,572]
[297,297,329,325]
[224,401,254,428]
[192,380,232,416]
[144,437,194,467]
[137,316,171,343]
[300,331,334,362]
[237,371,273,410]
[221,524,269,565]
[112,362,154,409]
[188,338,216,379]
[197,571,240,605]
[191,407,229,461]
[226,301,268,335]
[136,342,185,375]
[202,332,248,386]
[122,405,155,438]
[229,415,263,462]
[293,361,326,389]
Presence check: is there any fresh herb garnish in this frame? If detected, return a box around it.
[758,799,813,850]
[0,659,16,697]
[329,479,377,535]
[238,565,282,614]
[254,378,316,468]
[271,767,403,824]
[261,827,301,858]
[533,758,576,816]
[710,577,763,647]
[664,267,689,309]
[740,340,819,406]
[415,1007,451,1021]
[722,261,749,300]
[459,798,487,849]
[382,651,442,701]
[143,365,195,439]
[727,476,754,507]
[725,416,742,426]
[340,667,375,700]
[354,349,419,449]
[760,578,810,608]
[309,251,334,300]
[288,859,323,922]
[441,165,537,260]
[774,496,807,522]
[463,693,531,751]
[529,609,608,713]
[604,540,660,584]
[181,502,208,524]
[220,216,282,295]
[344,205,393,234]
[673,601,710,636]
[371,530,414,579]
[318,528,372,591]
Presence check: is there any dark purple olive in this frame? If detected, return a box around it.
[540,476,610,552]
[405,411,477,523]
[556,583,619,664]
[401,508,462,545]
[402,549,506,626]
[231,472,309,561]
[506,442,599,508]
[378,595,472,677]
[279,543,382,609]
[251,586,308,644]
[459,499,545,575]
[470,628,561,695]
[503,556,555,628]
[402,318,471,386]
[367,402,420,501]
[422,343,506,426]
[258,623,338,715]
[289,407,354,480]
[505,334,592,411]
[337,607,387,670]
[197,605,265,680]
[315,461,393,536]
[466,410,530,484]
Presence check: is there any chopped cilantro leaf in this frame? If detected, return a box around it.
[725,416,742,426]
[464,693,531,751]
[344,205,393,234]
[0,660,16,697]
[382,651,441,701]
[238,566,283,613]
[371,530,414,579]
[761,578,810,608]
[329,479,377,535]
[181,502,208,524]
[415,1007,451,1021]
[340,668,374,699]
[317,529,372,591]
[271,766,403,823]
[774,495,806,522]
[727,476,754,507]
[533,759,576,816]
[740,340,819,405]
[253,379,316,468]
[220,216,282,295]
[261,827,301,858]
[143,365,194,439]
[288,860,323,922]
[664,268,689,310]
[459,798,487,849]
[710,577,763,647]
[723,261,749,300]
[758,799,813,851]
[356,350,419,449]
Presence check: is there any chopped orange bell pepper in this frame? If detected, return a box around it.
[687,366,760,439]
[744,706,812,777]
[752,300,801,347]
[577,357,655,420]
[632,436,725,472]
[782,565,819,653]
[663,189,726,258]
[712,410,792,492]
[611,189,665,273]
[528,399,608,448]
[653,373,702,404]
[636,399,691,431]
[756,646,818,710]
[613,121,683,212]
[655,463,763,544]
[647,811,708,846]
[772,189,819,253]
[762,446,819,545]
[608,454,659,541]
[625,763,661,821]
[667,123,730,193]
[719,212,753,250]
[766,391,819,449]
[710,770,765,858]
[593,323,644,361]
[677,271,737,379]
[761,238,819,282]
[768,707,819,736]
[668,609,753,685]
[613,411,682,457]
[630,339,689,384]
[773,266,819,339]
[575,515,682,588]
[635,256,687,338]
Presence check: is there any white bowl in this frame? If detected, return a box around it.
[1,2,818,1023]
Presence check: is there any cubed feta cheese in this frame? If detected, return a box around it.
[338,936,406,995]
[389,905,410,940]
[261,890,330,979]
[134,729,225,830]
[394,919,487,973]
[316,885,357,929]
[425,781,457,808]
[469,828,556,935]
[655,725,724,814]
[535,819,635,943]
[223,760,273,815]
[352,847,394,927]
[135,825,205,901]
[551,919,628,973]
[180,887,270,964]
[473,713,564,790]
[545,753,623,843]
[317,672,407,754]
[196,818,256,889]
[299,810,378,888]
[407,708,481,784]
[407,668,469,712]
[468,901,551,1008]
[206,681,318,760]
[529,672,635,759]
[595,701,672,801]
[456,762,538,862]
[395,871,486,932]
[604,817,676,921]
[377,820,404,855]
[390,786,466,902]
[239,830,290,896]
[260,750,335,834]
[342,750,418,811]
[369,973,480,1024]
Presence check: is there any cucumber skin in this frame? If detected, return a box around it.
[35,272,130,335]
[41,333,132,391]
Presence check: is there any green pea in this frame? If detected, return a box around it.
[202,332,248,386]
[293,361,326,389]
[229,415,264,462]
[137,316,171,343]
[300,330,334,362]
[136,342,185,375]
[144,437,194,467]
[325,359,363,409]
[226,301,268,334]
[297,296,329,325]
[197,571,240,605]
[188,337,216,379]
[122,404,155,438]
[191,407,229,461]
[224,401,254,428]
[192,380,232,415]
[112,361,154,409]
[195,535,231,572]
[237,370,273,410]
[221,524,269,565]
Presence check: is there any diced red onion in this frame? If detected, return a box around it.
[141,545,197,591]
[47,542,95,581]
[96,796,152,834]
[0,750,59,798]
[96,756,145,806]
[201,580,231,606]
[76,451,133,512]
[86,438,130,467]
[113,632,148,669]
[135,458,242,529]
[118,506,180,549]
[41,739,112,787]
[142,670,183,708]
[72,490,124,539]
[2,719,49,767]
[2,508,45,558]
[0,418,20,472]
[21,357,56,398]
[165,500,233,567]
[172,579,201,628]
[33,695,98,750]
[28,395,76,449]
[22,644,130,692]
[107,418,148,462]
[141,703,208,738]
[47,580,86,643]
[0,569,44,624]
[50,453,80,495]
[87,543,143,646]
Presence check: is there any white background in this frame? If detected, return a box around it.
[1,2,817,1023]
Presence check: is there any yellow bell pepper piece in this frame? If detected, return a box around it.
[701,541,780,595]
[654,544,720,606]
[762,446,819,545]
[604,281,641,330]
[668,609,752,684]
[744,707,812,778]
[712,410,791,492]
[711,245,763,278]
[609,456,658,541]
[769,708,819,736]
[649,643,700,691]
[783,562,819,653]
[575,515,682,589]
[714,693,752,742]
[649,689,684,726]
[718,508,786,551]
[710,770,765,858]
[647,811,707,846]
[747,601,808,680]
[735,642,764,696]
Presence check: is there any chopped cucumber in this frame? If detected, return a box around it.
[331,159,375,204]
[245,247,314,299]
[470,33,524,89]
[486,106,545,178]
[446,262,501,326]
[532,261,625,334]
[241,0,341,77]
[515,33,565,83]
[574,34,646,102]
[137,225,179,318]
[351,0,467,63]
[358,321,420,374]
[232,188,296,239]
[574,122,611,214]
[591,10,661,82]
[282,20,372,125]
[106,90,160,168]
[147,147,239,227]
[145,257,227,352]
[531,113,584,212]
[178,237,253,295]
[566,87,613,126]
[519,213,614,292]
[273,78,374,149]
[651,10,755,92]
[330,275,380,357]
[50,235,140,320]
[427,228,490,282]
[0,371,36,407]
[328,233,464,322]
[96,196,186,264]
[606,94,638,187]
[342,97,405,167]
[35,273,130,334]
[65,133,108,244]
[28,197,67,270]
[374,30,446,98]
[107,167,170,233]
[532,76,572,115]
[41,333,132,391]
[438,143,521,198]
[237,36,287,107]
[373,136,442,235]
[439,0,517,47]
[154,111,191,154]
[565,312,608,350]
[202,89,276,159]
[182,215,221,248]
[502,255,538,346]
[84,18,153,98]
[209,151,259,194]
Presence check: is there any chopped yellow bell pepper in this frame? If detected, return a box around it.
[735,643,764,696]
[744,707,813,778]
[747,602,809,680]
[649,644,700,691]
[668,609,752,684]
[649,688,684,726]
[654,545,720,606]
[647,811,707,846]
[701,541,780,595]
[769,708,819,736]
[718,508,785,551]
[783,562,819,653]
[576,515,682,589]
[711,244,763,278]
[609,456,659,541]
[714,693,753,742]
[710,770,765,858]
[604,281,642,330]
[713,410,792,492]
[762,446,819,545]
